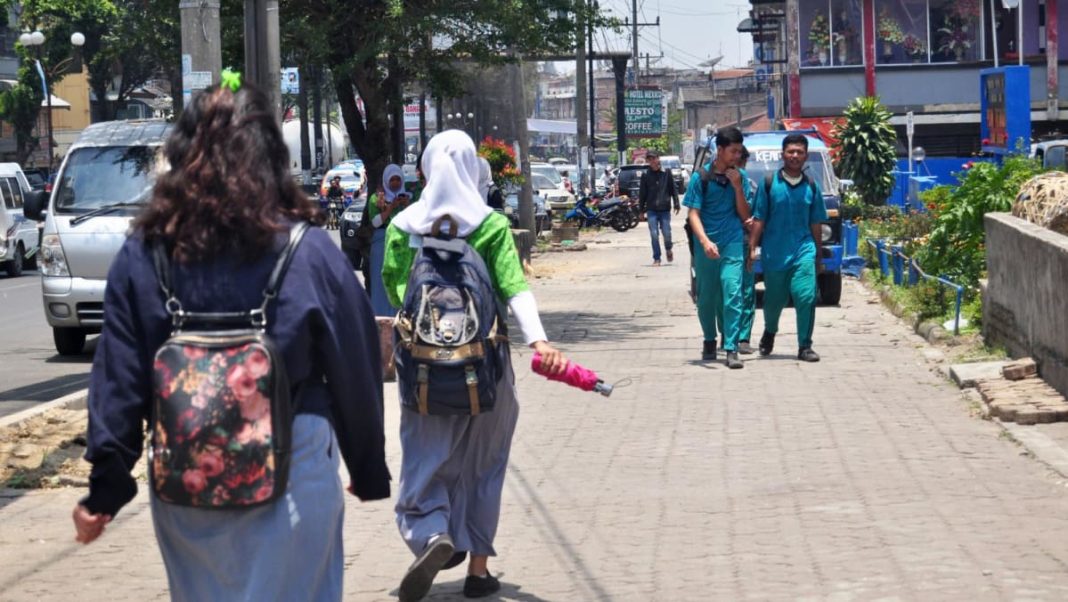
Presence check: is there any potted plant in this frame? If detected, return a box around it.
[902,34,926,62]
[478,137,524,187]
[937,16,973,61]
[809,13,830,65]
[877,9,905,58]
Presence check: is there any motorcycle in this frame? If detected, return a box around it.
[592,196,634,232]
[564,195,603,228]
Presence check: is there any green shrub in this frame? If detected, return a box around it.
[916,155,1044,288]
[834,97,898,205]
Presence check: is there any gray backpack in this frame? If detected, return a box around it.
[393,216,506,415]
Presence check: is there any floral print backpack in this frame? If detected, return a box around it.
[148,223,309,508]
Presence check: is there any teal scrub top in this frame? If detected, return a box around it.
[682,165,752,248]
[754,170,828,272]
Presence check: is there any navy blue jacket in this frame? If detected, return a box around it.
[83,226,390,516]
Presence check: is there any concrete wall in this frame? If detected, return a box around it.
[983,213,1068,398]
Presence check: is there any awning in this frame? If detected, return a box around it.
[0,79,71,109]
[527,118,576,135]
[782,116,845,148]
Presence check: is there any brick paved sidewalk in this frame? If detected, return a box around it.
[4,225,1068,601]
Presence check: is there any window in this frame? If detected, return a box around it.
[930,0,981,62]
[7,178,22,208]
[876,1,930,64]
[803,0,985,67]
[801,0,864,67]
[0,179,13,210]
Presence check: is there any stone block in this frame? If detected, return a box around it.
[1002,358,1038,381]
[950,361,1008,389]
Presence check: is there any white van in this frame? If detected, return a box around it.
[0,163,37,277]
[23,120,171,355]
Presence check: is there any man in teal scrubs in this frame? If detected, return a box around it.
[749,133,827,362]
[684,127,753,369]
[737,145,757,354]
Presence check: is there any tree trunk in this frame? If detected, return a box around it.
[298,66,312,185]
[333,68,391,194]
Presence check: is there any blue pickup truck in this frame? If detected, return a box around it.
[688,130,846,305]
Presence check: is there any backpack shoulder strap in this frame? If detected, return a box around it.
[764,171,774,198]
[263,222,311,300]
[151,238,174,300]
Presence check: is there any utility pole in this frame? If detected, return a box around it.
[509,56,535,235]
[632,0,639,79]
[575,0,588,191]
[297,65,311,184]
[179,0,222,111]
[589,1,597,180]
[244,0,281,120]
[312,66,324,173]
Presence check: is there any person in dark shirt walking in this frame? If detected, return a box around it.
[72,80,391,601]
[638,151,681,266]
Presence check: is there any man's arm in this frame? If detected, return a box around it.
[669,169,680,211]
[688,208,719,259]
[637,172,648,212]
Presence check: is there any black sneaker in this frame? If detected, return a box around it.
[463,572,501,598]
[725,351,743,369]
[798,347,821,362]
[399,534,454,602]
[737,340,754,355]
[702,340,717,361]
[758,332,775,356]
[442,551,467,571]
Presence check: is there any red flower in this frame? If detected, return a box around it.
[198,448,226,478]
[226,364,258,401]
[182,469,208,495]
[183,346,207,361]
[253,483,274,502]
[245,349,270,379]
[238,391,270,422]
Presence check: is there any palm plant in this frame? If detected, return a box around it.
[833,96,898,206]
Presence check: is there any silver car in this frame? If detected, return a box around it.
[24,120,171,355]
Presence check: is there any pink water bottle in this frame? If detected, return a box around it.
[531,352,614,397]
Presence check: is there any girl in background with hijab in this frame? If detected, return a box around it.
[477,157,505,210]
[382,131,566,601]
[368,163,412,315]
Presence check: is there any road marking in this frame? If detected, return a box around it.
[0,280,41,292]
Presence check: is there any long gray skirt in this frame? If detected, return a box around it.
[150,414,345,602]
[395,359,520,558]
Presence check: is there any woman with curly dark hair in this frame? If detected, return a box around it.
[71,80,391,601]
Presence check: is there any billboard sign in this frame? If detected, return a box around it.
[624,87,664,138]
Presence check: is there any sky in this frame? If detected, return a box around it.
[552,0,756,73]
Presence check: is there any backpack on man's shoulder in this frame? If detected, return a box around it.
[393,215,506,416]
[148,222,309,509]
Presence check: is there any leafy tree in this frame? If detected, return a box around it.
[833,96,897,205]
[288,0,611,190]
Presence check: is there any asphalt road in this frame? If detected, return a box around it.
[0,228,346,420]
[0,268,95,419]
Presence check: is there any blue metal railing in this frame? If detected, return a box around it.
[866,238,965,335]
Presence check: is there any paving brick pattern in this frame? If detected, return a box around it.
[3,226,1068,601]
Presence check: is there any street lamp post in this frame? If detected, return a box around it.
[446,111,476,138]
[19,30,85,172]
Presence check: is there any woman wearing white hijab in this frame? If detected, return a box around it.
[384,130,566,601]
[368,163,411,315]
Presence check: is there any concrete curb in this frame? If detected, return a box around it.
[862,274,952,345]
[0,389,88,431]
[999,420,1068,480]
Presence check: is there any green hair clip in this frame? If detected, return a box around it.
[220,69,242,93]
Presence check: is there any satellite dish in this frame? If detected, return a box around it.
[699,56,723,68]
[1002,0,1020,7]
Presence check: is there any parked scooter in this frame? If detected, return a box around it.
[564,194,604,228]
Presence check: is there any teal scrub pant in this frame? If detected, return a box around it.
[693,238,744,352]
[739,259,756,343]
[762,259,818,349]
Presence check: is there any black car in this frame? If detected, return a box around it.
[615,164,647,199]
[339,196,368,269]
[23,168,49,191]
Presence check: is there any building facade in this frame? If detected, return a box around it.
[750,0,1068,155]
